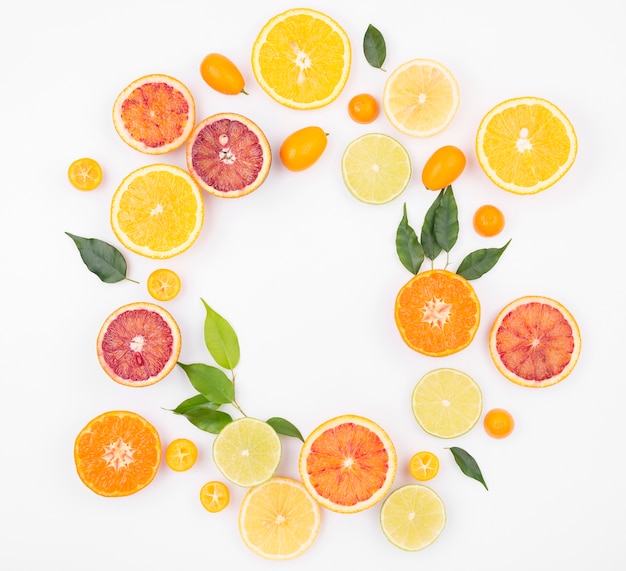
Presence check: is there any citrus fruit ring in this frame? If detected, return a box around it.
[96,302,181,387]
[489,295,581,387]
[67,157,102,191]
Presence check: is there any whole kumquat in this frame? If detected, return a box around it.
[483,408,515,439]
[200,53,247,95]
[348,93,379,123]
[473,204,505,237]
[421,145,466,190]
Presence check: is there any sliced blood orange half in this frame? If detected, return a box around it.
[113,74,195,154]
[186,112,271,198]
[489,295,582,388]
[96,302,181,387]
[298,414,397,514]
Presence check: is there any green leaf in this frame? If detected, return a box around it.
[169,394,219,415]
[433,186,459,253]
[421,190,444,260]
[448,446,488,490]
[179,405,232,434]
[177,362,234,404]
[201,299,240,370]
[396,204,424,274]
[456,240,512,280]
[266,417,304,441]
[363,24,386,70]
[65,232,137,283]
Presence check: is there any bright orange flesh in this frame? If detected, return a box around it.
[74,411,161,497]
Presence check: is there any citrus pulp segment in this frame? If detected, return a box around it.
[96,302,181,387]
[341,133,412,204]
[298,414,397,514]
[489,295,581,387]
[165,438,198,471]
[395,270,481,357]
[411,368,483,439]
[200,481,230,513]
[110,163,204,259]
[74,410,161,497]
[212,418,281,487]
[238,477,321,560]
[68,158,102,191]
[186,112,271,198]
[383,58,460,137]
[112,74,195,154]
[147,268,181,301]
[380,484,446,551]
[476,96,577,194]
[251,7,351,109]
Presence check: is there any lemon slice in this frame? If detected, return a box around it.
[212,418,281,487]
[341,133,412,204]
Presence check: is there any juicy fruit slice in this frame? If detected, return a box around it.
[147,268,181,301]
[341,133,412,204]
[299,414,397,514]
[279,126,328,172]
[476,96,577,194]
[251,7,351,110]
[97,302,181,387]
[409,451,439,481]
[383,58,460,137]
[68,158,102,190]
[200,481,230,513]
[421,145,466,191]
[200,53,246,95]
[411,368,483,439]
[74,410,161,497]
[395,270,481,357]
[111,164,204,259]
[239,477,321,560]
[186,112,271,198]
[489,295,581,387]
[483,408,515,439]
[212,418,281,487]
[112,74,195,155]
[165,438,198,471]
[380,484,446,551]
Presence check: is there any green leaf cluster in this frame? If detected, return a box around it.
[171,299,303,441]
[396,186,510,279]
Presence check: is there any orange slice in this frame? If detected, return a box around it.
[68,158,102,190]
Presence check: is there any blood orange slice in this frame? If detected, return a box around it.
[298,414,397,514]
[489,295,581,388]
[96,302,181,387]
[113,74,195,155]
[186,112,271,198]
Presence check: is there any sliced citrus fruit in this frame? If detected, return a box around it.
[74,410,161,497]
[212,418,281,487]
[186,112,271,198]
[383,58,459,137]
[341,133,412,204]
[239,477,321,560]
[476,96,577,194]
[489,295,581,387]
[68,157,102,190]
[411,368,483,439]
[200,480,230,513]
[380,484,446,551]
[112,74,194,155]
[299,414,397,514]
[110,163,204,259]
[251,7,351,109]
[96,301,181,387]
[395,269,481,357]
[165,438,198,471]
[409,451,439,481]
[147,268,181,301]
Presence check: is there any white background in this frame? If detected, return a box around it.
[2,0,625,569]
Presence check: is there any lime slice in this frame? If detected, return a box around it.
[411,368,482,438]
[341,133,412,204]
[380,484,446,551]
[212,418,281,487]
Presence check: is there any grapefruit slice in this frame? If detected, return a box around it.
[113,74,195,155]
[298,414,397,514]
[96,302,181,387]
[489,295,581,387]
[186,112,271,198]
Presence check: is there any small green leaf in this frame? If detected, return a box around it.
[167,394,218,415]
[433,186,459,253]
[65,232,137,283]
[363,24,386,70]
[178,405,232,434]
[396,204,424,274]
[266,417,304,441]
[202,299,240,370]
[456,240,511,280]
[178,362,234,404]
[421,190,444,260]
[448,446,488,490]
